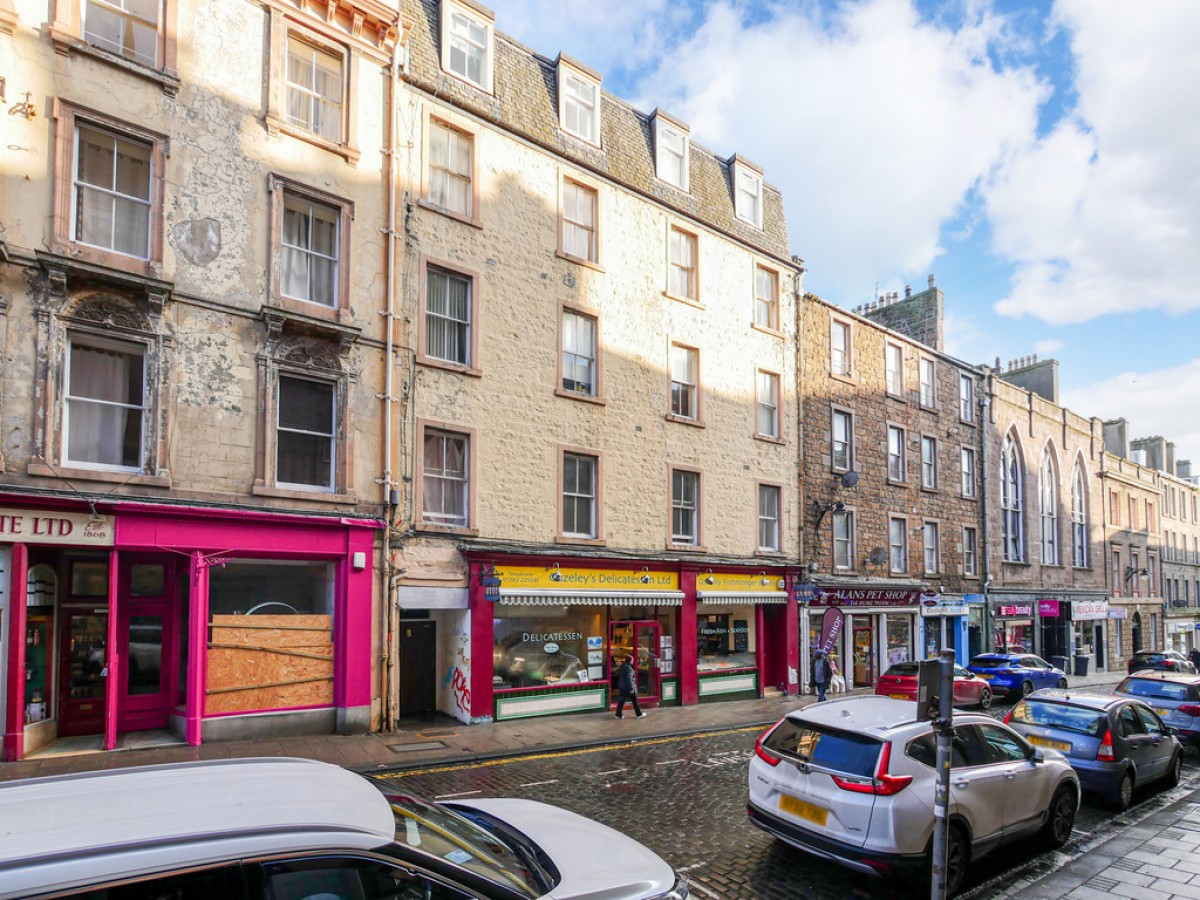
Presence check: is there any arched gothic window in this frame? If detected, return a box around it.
[1040,449,1059,566]
[1072,463,1089,567]
[1001,433,1024,562]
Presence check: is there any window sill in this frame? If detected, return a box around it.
[887,477,907,487]
[1001,560,1032,568]
[555,536,607,547]
[755,550,786,560]
[886,390,907,402]
[920,486,938,494]
[556,250,604,273]
[959,417,977,428]
[417,198,483,229]
[49,239,160,281]
[265,115,361,166]
[439,67,493,97]
[28,461,171,488]
[48,30,181,96]
[665,413,705,428]
[751,323,784,339]
[415,523,479,537]
[960,493,978,502]
[961,573,981,580]
[667,542,707,553]
[662,290,703,310]
[918,402,937,413]
[417,356,483,378]
[754,434,785,445]
[252,485,356,504]
[262,304,361,344]
[830,371,856,385]
[555,387,606,405]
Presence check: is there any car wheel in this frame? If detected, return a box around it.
[1166,752,1183,788]
[978,687,992,710]
[1021,680,1034,697]
[1110,771,1134,811]
[1040,784,1078,848]
[930,824,969,897]
[1057,678,1068,689]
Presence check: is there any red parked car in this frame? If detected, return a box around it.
[875,660,994,709]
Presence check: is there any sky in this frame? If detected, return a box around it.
[483,0,1200,465]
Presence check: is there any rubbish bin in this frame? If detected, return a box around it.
[1073,655,1090,677]
[1050,655,1070,673]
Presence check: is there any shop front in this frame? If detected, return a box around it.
[802,587,921,692]
[919,596,969,665]
[1069,599,1109,675]
[991,600,1036,655]
[1167,618,1194,656]
[3,499,378,762]
[468,559,797,721]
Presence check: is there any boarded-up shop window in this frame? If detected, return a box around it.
[206,561,334,714]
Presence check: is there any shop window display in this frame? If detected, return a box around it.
[887,617,912,666]
[697,609,756,671]
[493,606,604,689]
[208,560,334,617]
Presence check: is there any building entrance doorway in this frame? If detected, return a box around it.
[609,620,660,704]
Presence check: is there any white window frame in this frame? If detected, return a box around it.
[422,427,470,527]
[72,122,154,260]
[959,373,974,421]
[921,436,937,490]
[1040,450,1059,566]
[831,319,851,376]
[284,35,345,144]
[963,526,978,576]
[63,335,147,472]
[961,447,976,498]
[653,113,689,190]
[280,190,340,308]
[83,0,162,66]
[275,373,336,492]
[832,408,853,472]
[758,484,781,552]
[671,469,700,546]
[754,264,779,331]
[668,226,698,301]
[1002,432,1025,562]
[427,117,474,219]
[756,370,780,439]
[558,60,600,146]
[833,509,855,571]
[561,178,598,263]
[441,0,494,93]
[889,517,908,574]
[733,161,763,228]
[923,522,940,574]
[919,357,936,407]
[888,424,906,483]
[424,265,472,366]
[561,308,597,397]
[670,344,699,421]
[885,343,904,396]
[562,452,598,538]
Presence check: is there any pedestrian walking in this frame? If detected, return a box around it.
[812,649,830,702]
[1189,647,1200,674]
[614,654,645,718]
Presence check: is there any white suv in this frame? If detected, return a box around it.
[748,696,1079,894]
[0,757,688,900]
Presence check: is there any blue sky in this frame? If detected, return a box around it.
[484,0,1200,464]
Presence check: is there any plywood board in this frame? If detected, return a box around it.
[206,615,334,714]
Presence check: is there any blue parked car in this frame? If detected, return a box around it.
[967,653,1068,697]
[1005,690,1182,810]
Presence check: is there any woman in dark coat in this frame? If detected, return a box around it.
[614,654,645,718]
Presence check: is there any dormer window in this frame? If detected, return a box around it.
[653,110,689,190]
[557,55,601,146]
[731,156,763,228]
[441,0,494,93]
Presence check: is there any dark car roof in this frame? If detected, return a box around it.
[1023,689,1127,710]
[1120,671,1200,684]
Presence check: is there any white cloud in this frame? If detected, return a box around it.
[1034,338,1064,355]
[987,0,1200,324]
[1062,359,1200,463]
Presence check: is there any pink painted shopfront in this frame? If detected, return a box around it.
[2,498,378,761]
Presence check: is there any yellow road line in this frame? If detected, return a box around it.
[375,725,766,781]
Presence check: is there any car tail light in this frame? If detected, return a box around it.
[1096,729,1115,762]
[832,741,913,796]
[1166,661,1179,670]
[754,720,784,767]
[1178,704,1200,717]
[1003,709,1014,724]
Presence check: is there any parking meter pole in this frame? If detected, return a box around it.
[930,649,955,900]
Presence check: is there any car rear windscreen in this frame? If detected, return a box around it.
[884,663,921,677]
[968,657,1010,669]
[1008,699,1106,736]
[1119,679,1194,701]
[763,719,882,777]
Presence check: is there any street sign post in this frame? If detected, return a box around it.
[930,649,955,900]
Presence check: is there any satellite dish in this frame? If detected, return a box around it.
[840,471,860,489]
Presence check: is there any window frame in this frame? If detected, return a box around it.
[831,406,854,473]
[667,342,702,426]
[833,508,856,571]
[274,371,337,492]
[1001,431,1025,563]
[415,420,476,533]
[283,33,345,145]
[268,175,354,323]
[559,446,603,543]
[669,466,703,549]
[62,333,148,473]
[753,263,781,333]
[51,100,168,277]
[417,256,481,375]
[963,526,978,576]
[556,55,601,147]
[830,317,852,378]
[557,302,604,404]
[959,373,975,423]
[918,357,936,408]
[887,423,907,484]
[920,435,938,490]
[889,516,909,575]
[757,482,782,553]
[666,224,700,304]
[755,368,781,441]
[558,175,601,268]
[960,446,977,499]
[49,0,179,90]
[885,342,904,398]
[923,521,940,575]
[439,0,495,94]
[422,111,480,226]
[731,156,764,228]
[1040,449,1060,566]
[653,110,689,191]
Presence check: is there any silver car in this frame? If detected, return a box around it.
[1115,671,1200,751]
[748,696,1080,895]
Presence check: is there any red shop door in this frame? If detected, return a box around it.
[609,620,661,702]
[117,558,179,733]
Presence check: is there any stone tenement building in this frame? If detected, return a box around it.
[984,358,1108,674]
[388,0,805,723]
[800,281,985,690]
[0,0,401,760]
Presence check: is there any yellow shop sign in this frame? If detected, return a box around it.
[702,572,783,592]
[497,565,679,591]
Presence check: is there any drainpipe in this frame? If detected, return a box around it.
[380,32,404,733]
[979,369,993,651]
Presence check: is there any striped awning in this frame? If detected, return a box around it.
[498,590,684,607]
[697,591,789,605]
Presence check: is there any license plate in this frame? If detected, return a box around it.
[1155,708,1169,717]
[889,694,909,700]
[1027,735,1071,752]
[979,673,993,680]
[780,793,829,827]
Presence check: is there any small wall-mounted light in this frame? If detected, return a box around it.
[549,562,563,582]
[640,566,651,584]
[704,568,715,585]
[759,571,770,586]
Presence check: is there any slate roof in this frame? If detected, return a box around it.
[403,0,793,264]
